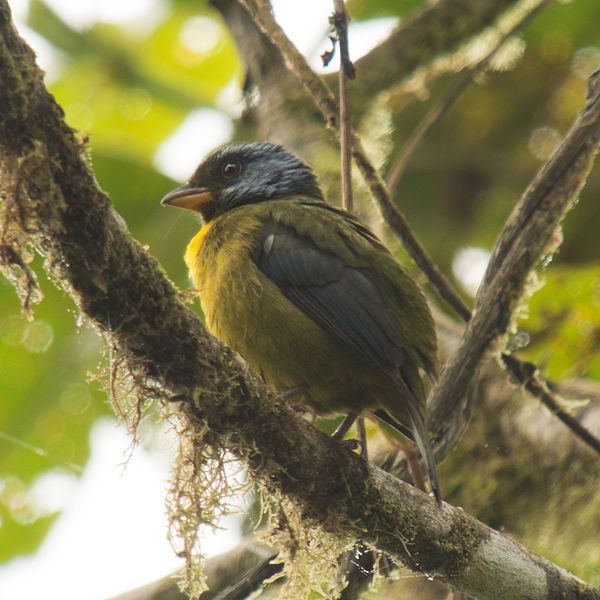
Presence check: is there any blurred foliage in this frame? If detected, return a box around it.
[0,0,598,573]
[348,0,425,20]
[386,0,600,278]
[519,265,600,380]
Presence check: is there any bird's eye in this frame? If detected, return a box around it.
[221,161,242,179]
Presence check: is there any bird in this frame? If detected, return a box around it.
[161,142,441,503]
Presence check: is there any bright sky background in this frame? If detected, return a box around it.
[0,2,488,598]
[0,418,243,599]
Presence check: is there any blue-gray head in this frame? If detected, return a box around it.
[160,142,323,221]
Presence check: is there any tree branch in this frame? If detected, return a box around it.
[502,355,600,455]
[330,0,354,213]
[1,3,599,599]
[428,69,600,457]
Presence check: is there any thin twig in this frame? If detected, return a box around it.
[502,355,600,455]
[238,0,600,459]
[331,0,355,212]
[386,0,550,196]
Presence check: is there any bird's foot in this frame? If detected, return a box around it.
[331,412,369,458]
[339,438,362,453]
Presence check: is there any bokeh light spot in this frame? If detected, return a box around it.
[119,88,152,121]
[23,321,54,354]
[65,103,94,131]
[0,315,28,346]
[0,476,37,525]
[60,383,93,417]
[452,247,490,296]
[540,32,571,64]
[528,126,561,161]
[179,16,222,56]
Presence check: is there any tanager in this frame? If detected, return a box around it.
[161,142,440,502]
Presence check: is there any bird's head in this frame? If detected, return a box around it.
[160,142,323,221]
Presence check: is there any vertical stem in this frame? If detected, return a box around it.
[333,0,354,212]
[403,441,427,493]
[357,416,368,460]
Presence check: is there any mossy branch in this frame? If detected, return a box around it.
[1,3,600,599]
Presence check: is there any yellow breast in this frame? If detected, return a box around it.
[184,220,217,292]
[183,210,265,341]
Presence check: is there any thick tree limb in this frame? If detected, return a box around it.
[1,4,600,600]
[108,321,600,599]
[428,68,600,456]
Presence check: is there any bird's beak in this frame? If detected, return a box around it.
[160,184,214,213]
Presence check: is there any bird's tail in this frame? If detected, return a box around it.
[405,400,442,506]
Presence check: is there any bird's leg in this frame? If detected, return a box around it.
[332,411,359,440]
[332,413,369,455]
[402,440,427,494]
[356,417,368,460]
[381,432,428,494]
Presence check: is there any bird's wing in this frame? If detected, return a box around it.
[251,210,407,378]
[252,204,442,503]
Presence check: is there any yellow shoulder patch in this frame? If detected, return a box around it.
[184,221,215,271]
